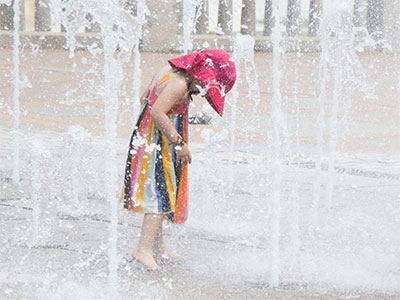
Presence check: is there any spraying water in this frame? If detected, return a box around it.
[30,138,51,246]
[229,34,261,193]
[1,0,399,298]
[12,0,21,186]
[182,0,198,54]
[102,26,120,297]
[56,1,140,296]
[288,41,301,278]
[269,0,285,287]
[99,4,139,296]
[131,0,148,122]
[314,1,377,213]
[227,36,241,195]
[312,22,329,228]
[65,126,92,209]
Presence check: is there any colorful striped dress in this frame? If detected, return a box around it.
[122,73,189,224]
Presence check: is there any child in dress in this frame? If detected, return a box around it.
[122,49,236,270]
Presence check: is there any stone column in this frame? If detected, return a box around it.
[195,0,208,34]
[85,13,100,33]
[353,0,361,27]
[240,0,255,35]
[366,0,384,41]
[0,0,24,30]
[0,2,14,30]
[60,2,66,32]
[308,0,322,36]
[217,0,232,34]
[286,0,300,36]
[384,0,400,53]
[35,0,51,31]
[124,0,137,16]
[19,0,25,30]
[141,0,180,52]
[263,0,273,36]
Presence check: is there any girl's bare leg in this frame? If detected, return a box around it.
[154,220,184,262]
[132,213,164,270]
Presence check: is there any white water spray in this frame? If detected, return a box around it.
[131,0,148,120]
[227,36,242,194]
[102,21,122,300]
[49,0,61,31]
[182,0,200,54]
[58,1,140,296]
[314,1,377,211]
[229,34,261,192]
[12,0,21,186]
[269,0,285,287]
[65,126,92,209]
[312,18,329,227]
[30,138,51,246]
[288,43,301,276]
[60,2,87,58]
[326,53,342,208]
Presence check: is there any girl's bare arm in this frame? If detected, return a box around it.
[150,78,192,164]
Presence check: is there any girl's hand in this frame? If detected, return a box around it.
[175,143,192,165]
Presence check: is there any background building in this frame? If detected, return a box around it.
[0,0,398,52]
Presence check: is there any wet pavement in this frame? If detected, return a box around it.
[0,48,399,151]
[0,48,399,299]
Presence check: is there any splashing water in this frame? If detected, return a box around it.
[1,0,399,298]
[313,1,378,218]
[269,0,285,287]
[12,0,21,186]
[181,0,197,54]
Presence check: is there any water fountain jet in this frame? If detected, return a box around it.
[12,0,21,186]
[269,0,285,287]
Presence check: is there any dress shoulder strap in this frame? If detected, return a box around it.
[159,72,183,84]
[148,72,184,104]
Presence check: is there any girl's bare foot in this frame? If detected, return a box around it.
[131,249,161,271]
[154,245,185,263]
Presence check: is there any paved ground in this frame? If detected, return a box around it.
[0,48,399,150]
[0,48,399,299]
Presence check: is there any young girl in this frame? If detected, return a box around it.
[122,49,236,270]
